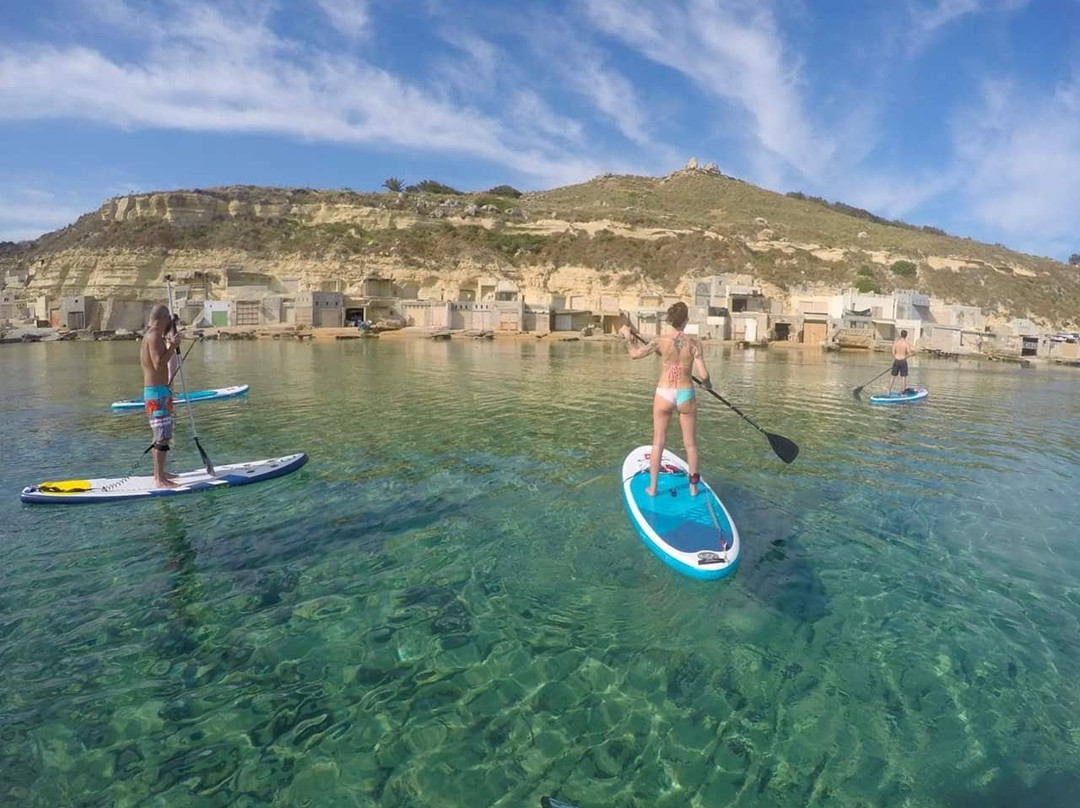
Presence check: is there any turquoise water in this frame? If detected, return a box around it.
[2,339,1080,807]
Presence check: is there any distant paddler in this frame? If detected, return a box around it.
[140,304,182,488]
[618,302,714,497]
[887,329,913,395]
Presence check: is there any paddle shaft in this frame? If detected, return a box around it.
[165,276,215,474]
[853,365,893,396]
[704,495,729,560]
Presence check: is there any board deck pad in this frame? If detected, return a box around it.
[869,387,928,405]
[111,384,250,411]
[21,453,307,504]
[622,446,740,580]
[627,472,733,553]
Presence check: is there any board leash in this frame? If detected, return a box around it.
[704,494,729,563]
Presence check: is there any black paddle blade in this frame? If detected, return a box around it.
[195,437,216,476]
[767,432,800,464]
[541,798,582,808]
[853,367,892,400]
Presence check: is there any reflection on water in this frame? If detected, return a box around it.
[2,340,1080,807]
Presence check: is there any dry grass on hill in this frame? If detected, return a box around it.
[2,173,1077,326]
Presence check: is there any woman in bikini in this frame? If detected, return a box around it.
[619,302,713,497]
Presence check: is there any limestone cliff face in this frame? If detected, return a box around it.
[4,177,1077,327]
[16,189,689,304]
[100,192,421,231]
[20,246,667,308]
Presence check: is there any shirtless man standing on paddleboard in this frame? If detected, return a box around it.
[141,305,181,488]
[887,329,912,395]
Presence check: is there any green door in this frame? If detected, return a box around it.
[212,310,228,327]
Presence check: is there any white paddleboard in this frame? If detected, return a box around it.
[21,453,307,504]
[621,446,740,580]
[869,387,928,405]
[111,385,250,412]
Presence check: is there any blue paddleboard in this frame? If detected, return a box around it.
[111,384,250,411]
[869,387,928,405]
[621,446,740,580]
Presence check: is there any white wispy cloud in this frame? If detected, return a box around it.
[952,76,1080,258]
[908,0,1033,50]
[434,6,669,161]
[439,28,500,84]
[580,0,834,184]
[831,170,961,223]
[0,1,610,188]
[432,28,590,149]
[510,89,586,144]
[911,0,982,39]
[433,28,507,100]
[315,0,370,40]
[523,16,657,150]
[0,186,88,242]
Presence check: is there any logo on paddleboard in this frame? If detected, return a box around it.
[642,453,681,474]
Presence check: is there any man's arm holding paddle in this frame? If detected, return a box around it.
[146,327,178,374]
[165,316,185,386]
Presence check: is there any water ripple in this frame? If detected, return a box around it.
[1,341,1079,806]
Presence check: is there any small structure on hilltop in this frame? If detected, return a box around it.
[668,157,724,178]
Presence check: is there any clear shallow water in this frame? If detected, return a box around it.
[2,339,1080,807]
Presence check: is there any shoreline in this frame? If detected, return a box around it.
[0,323,1061,366]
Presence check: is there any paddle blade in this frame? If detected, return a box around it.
[541,798,583,808]
[195,437,216,476]
[767,432,800,464]
[852,386,865,400]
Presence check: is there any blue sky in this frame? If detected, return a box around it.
[1,0,1078,259]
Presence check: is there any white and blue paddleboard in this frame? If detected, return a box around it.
[111,384,250,412]
[20,453,307,504]
[869,387,928,405]
[621,446,740,580]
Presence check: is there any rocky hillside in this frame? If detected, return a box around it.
[2,168,1076,327]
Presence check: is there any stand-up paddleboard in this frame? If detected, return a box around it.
[621,446,740,580]
[20,453,307,504]
[111,384,250,412]
[869,387,928,405]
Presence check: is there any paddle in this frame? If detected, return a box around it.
[167,328,201,387]
[620,316,800,464]
[541,798,582,808]
[165,275,215,476]
[852,365,893,400]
